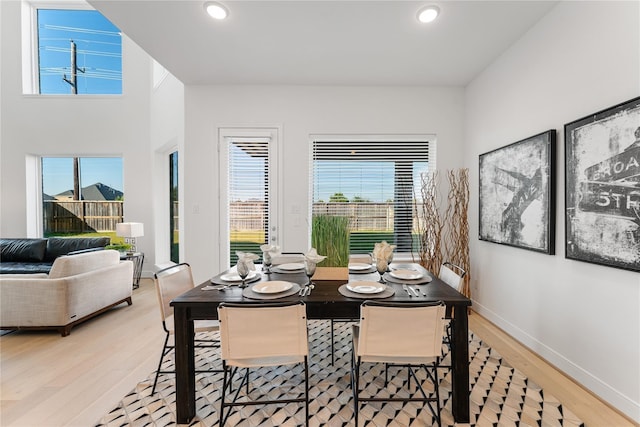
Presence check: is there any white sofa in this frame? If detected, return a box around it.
[0,249,133,336]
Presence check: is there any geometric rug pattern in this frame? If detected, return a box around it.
[96,320,585,426]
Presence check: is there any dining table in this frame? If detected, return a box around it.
[170,262,472,424]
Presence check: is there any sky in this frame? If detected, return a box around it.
[42,157,123,196]
[38,9,121,94]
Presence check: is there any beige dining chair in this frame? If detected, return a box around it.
[351,300,446,426]
[152,263,221,395]
[438,261,466,350]
[217,301,310,427]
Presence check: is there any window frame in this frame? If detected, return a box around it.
[39,155,124,237]
[218,126,282,269]
[21,0,122,96]
[308,134,436,259]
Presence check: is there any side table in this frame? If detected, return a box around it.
[120,252,144,289]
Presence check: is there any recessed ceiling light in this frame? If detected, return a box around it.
[204,2,228,20]
[417,5,439,23]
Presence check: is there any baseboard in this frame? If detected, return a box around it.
[472,300,640,423]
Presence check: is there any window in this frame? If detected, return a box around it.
[310,138,432,255]
[169,151,179,263]
[41,157,124,238]
[24,5,122,94]
[226,138,271,266]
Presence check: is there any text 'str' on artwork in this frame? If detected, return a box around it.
[565,96,640,272]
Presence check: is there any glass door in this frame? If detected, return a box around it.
[219,128,280,268]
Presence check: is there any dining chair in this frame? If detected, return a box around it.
[151,263,221,395]
[439,261,466,350]
[351,300,446,426]
[217,301,310,427]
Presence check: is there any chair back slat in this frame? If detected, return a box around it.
[218,303,308,361]
[154,263,194,323]
[358,303,445,360]
[439,263,464,292]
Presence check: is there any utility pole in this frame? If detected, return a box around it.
[63,40,85,94]
[73,157,80,201]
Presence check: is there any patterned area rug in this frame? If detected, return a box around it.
[96,320,584,426]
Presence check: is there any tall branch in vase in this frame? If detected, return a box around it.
[413,171,444,274]
[444,169,471,299]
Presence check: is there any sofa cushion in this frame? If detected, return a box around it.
[44,237,110,262]
[0,262,53,274]
[48,249,120,279]
[0,239,48,262]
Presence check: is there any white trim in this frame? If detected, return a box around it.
[217,125,282,268]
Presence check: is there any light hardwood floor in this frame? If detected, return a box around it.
[1,279,636,426]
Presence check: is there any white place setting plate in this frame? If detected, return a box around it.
[220,271,259,282]
[346,281,386,294]
[348,262,371,271]
[252,281,294,294]
[389,269,423,280]
[277,262,305,271]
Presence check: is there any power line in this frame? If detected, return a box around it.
[42,24,120,37]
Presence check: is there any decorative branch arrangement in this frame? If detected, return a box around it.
[444,169,470,298]
[414,171,444,275]
[414,168,471,299]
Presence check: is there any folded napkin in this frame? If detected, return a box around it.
[304,248,327,265]
[259,244,280,264]
[235,251,260,277]
[259,244,280,254]
[373,241,396,263]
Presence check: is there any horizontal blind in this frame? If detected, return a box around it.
[311,140,430,254]
[228,138,270,265]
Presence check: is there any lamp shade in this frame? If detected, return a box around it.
[116,222,144,238]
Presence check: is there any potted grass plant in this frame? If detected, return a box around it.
[311,215,350,267]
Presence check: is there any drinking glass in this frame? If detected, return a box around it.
[304,260,316,287]
[237,261,250,288]
[375,258,387,283]
[385,251,394,272]
[262,251,272,274]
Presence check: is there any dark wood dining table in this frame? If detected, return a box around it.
[171,264,472,424]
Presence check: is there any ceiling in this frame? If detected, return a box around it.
[89,0,558,87]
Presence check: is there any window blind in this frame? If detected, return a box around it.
[311,140,430,254]
[228,138,270,265]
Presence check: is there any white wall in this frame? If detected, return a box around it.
[183,85,464,282]
[150,67,184,266]
[465,1,640,421]
[0,1,155,274]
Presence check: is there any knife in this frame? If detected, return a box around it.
[402,284,412,297]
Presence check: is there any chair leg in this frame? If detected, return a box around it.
[352,358,360,427]
[434,359,441,427]
[330,319,335,366]
[151,332,170,395]
[220,365,228,427]
[304,358,309,427]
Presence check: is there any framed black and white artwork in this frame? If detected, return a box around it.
[479,130,556,254]
[565,96,640,272]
